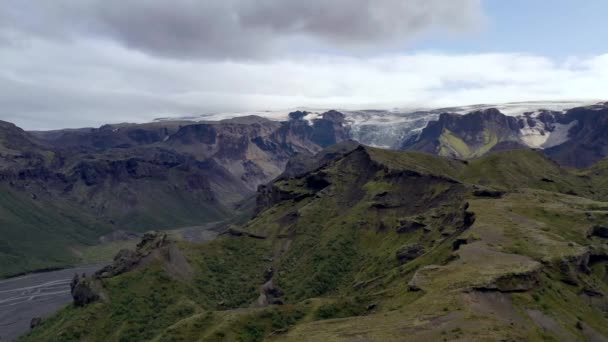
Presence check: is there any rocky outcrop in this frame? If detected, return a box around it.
[95,249,141,278]
[96,231,168,278]
[225,228,267,240]
[473,188,505,198]
[256,183,312,214]
[589,225,608,239]
[544,105,608,168]
[70,273,100,307]
[256,268,284,307]
[402,108,522,158]
[311,110,350,147]
[401,103,608,168]
[551,251,591,286]
[396,244,425,264]
[474,265,542,292]
[396,219,426,234]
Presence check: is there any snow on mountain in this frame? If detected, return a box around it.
[153,100,601,150]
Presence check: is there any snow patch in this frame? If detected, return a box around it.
[520,120,577,149]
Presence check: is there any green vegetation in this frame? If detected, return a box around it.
[0,185,112,278]
[22,147,608,341]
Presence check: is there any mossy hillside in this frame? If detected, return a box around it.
[23,236,271,341]
[0,185,113,278]
[583,156,608,199]
[460,149,594,196]
[24,146,608,341]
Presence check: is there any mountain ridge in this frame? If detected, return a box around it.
[22,144,608,341]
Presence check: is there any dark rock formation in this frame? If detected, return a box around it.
[544,105,608,168]
[288,111,309,121]
[70,273,100,307]
[402,108,522,157]
[589,225,608,239]
[473,189,505,198]
[225,228,267,240]
[396,244,425,264]
[396,219,427,234]
[96,231,168,278]
[475,267,541,292]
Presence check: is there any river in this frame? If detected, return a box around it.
[0,265,101,341]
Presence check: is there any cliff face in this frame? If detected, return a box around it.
[0,111,350,277]
[543,104,608,168]
[401,108,523,158]
[401,103,608,168]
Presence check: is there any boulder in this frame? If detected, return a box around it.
[70,273,100,307]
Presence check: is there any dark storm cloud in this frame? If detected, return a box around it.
[0,0,483,59]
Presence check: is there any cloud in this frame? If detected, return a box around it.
[0,1,605,130]
[0,0,484,60]
[1,37,607,130]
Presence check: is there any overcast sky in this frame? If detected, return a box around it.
[1,0,607,130]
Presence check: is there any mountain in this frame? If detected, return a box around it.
[543,103,608,167]
[24,146,608,341]
[0,111,348,278]
[401,102,608,167]
[153,100,596,150]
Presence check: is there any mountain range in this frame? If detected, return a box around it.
[0,112,348,277]
[22,144,608,341]
[3,101,608,278]
[3,100,608,340]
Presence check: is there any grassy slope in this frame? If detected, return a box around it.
[23,148,608,341]
[0,170,234,278]
[0,185,113,278]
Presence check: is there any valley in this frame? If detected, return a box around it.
[18,145,608,341]
[2,101,608,341]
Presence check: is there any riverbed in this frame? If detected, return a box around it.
[0,265,101,341]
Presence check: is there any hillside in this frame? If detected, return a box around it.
[0,111,349,278]
[24,147,608,341]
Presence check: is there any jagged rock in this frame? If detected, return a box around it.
[137,231,168,250]
[96,249,140,278]
[70,273,99,307]
[396,244,425,264]
[96,231,168,278]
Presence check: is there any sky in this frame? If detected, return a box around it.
[0,0,607,130]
